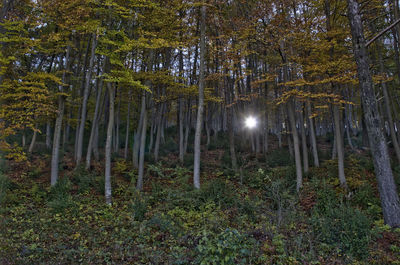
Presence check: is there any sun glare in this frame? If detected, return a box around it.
[245,116,257,129]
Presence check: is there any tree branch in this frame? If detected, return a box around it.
[366,17,400,47]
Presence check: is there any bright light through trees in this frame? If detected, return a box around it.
[245,116,257,129]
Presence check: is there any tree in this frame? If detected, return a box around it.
[193,4,206,189]
[347,0,400,227]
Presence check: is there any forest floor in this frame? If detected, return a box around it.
[1,136,400,264]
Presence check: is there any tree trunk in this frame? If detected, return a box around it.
[378,52,400,164]
[132,99,144,168]
[50,47,70,186]
[347,0,400,227]
[287,99,303,192]
[227,106,237,171]
[307,101,319,167]
[124,90,132,160]
[299,106,309,172]
[179,97,184,163]
[28,127,37,153]
[46,122,51,149]
[178,47,185,163]
[85,73,104,170]
[333,104,347,187]
[76,34,97,165]
[104,82,114,205]
[193,5,206,189]
[136,92,147,191]
[154,104,164,162]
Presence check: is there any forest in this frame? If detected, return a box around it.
[1,0,400,263]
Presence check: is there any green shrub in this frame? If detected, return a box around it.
[147,162,165,178]
[0,157,7,173]
[245,168,271,189]
[312,179,340,214]
[160,137,178,155]
[131,193,147,221]
[194,179,239,209]
[196,228,257,264]
[183,154,194,169]
[28,167,42,179]
[311,204,371,260]
[72,166,96,193]
[47,177,74,213]
[266,149,293,167]
[0,173,8,207]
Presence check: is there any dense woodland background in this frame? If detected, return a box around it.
[1,0,400,263]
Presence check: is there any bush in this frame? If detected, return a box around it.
[245,168,271,189]
[0,157,7,173]
[183,154,194,169]
[48,177,75,213]
[311,204,371,260]
[160,137,178,155]
[131,193,148,222]
[196,228,257,264]
[0,173,8,207]
[72,166,96,193]
[194,179,239,209]
[266,149,293,167]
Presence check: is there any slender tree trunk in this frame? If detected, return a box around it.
[179,97,184,163]
[347,0,400,227]
[307,101,319,167]
[154,104,164,162]
[105,82,114,205]
[178,40,185,163]
[46,122,51,149]
[333,104,347,187]
[287,99,303,191]
[85,75,104,170]
[51,48,70,186]
[183,105,191,155]
[133,99,144,168]
[114,92,121,154]
[137,92,147,191]
[124,90,132,160]
[193,5,206,189]
[378,53,400,164]
[28,126,38,153]
[76,34,97,165]
[228,109,238,171]
[299,106,309,172]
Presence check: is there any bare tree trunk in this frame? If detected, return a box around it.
[105,82,114,205]
[51,47,70,186]
[227,106,237,171]
[124,90,132,160]
[287,99,303,192]
[378,52,400,164]
[114,92,121,154]
[193,5,206,189]
[333,104,347,187]
[46,122,51,149]
[154,104,164,162]
[76,34,97,165]
[178,46,185,163]
[136,92,147,191]
[299,106,309,172]
[132,101,144,168]
[85,73,104,169]
[179,97,184,163]
[307,101,319,167]
[347,0,400,227]
[28,127,38,153]
[184,105,191,155]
